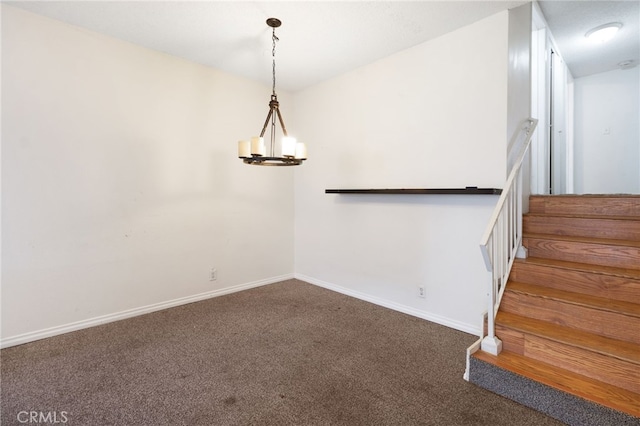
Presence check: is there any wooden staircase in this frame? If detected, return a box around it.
[473,195,640,419]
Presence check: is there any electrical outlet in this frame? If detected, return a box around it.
[418,285,425,298]
[209,268,217,281]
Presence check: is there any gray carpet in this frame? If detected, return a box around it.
[1,279,563,425]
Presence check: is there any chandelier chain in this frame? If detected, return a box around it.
[271,27,279,95]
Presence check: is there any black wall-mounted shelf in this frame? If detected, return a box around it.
[325,187,502,195]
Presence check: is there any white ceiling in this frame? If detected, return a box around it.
[7,1,640,91]
[538,0,639,78]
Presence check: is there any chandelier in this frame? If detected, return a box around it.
[238,18,307,166]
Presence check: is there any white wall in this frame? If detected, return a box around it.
[574,67,640,194]
[293,12,511,334]
[1,6,295,346]
[506,3,532,210]
[507,3,532,172]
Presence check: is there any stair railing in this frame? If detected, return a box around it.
[479,118,538,355]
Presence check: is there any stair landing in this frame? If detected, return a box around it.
[471,350,640,422]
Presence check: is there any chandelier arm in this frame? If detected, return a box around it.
[275,107,289,137]
[270,106,277,156]
[259,108,275,138]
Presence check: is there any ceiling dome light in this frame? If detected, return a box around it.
[585,22,622,43]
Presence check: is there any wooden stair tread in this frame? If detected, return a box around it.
[507,281,640,318]
[472,350,640,417]
[529,195,640,217]
[523,214,640,241]
[525,213,640,221]
[514,257,640,280]
[496,310,640,364]
[530,194,640,197]
[523,232,640,248]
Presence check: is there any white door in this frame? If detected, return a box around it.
[550,49,567,194]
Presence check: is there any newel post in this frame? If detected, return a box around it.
[481,272,503,355]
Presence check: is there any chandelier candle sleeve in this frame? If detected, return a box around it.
[250,136,265,156]
[238,140,250,158]
[281,136,297,157]
[295,143,307,160]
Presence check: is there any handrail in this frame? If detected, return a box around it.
[479,118,538,355]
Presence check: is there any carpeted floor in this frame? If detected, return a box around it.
[1,279,563,425]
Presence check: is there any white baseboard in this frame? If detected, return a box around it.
[0,274,293,349]
[464,337,483,381]
[3,273,480,349]
[295,273,481,336]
